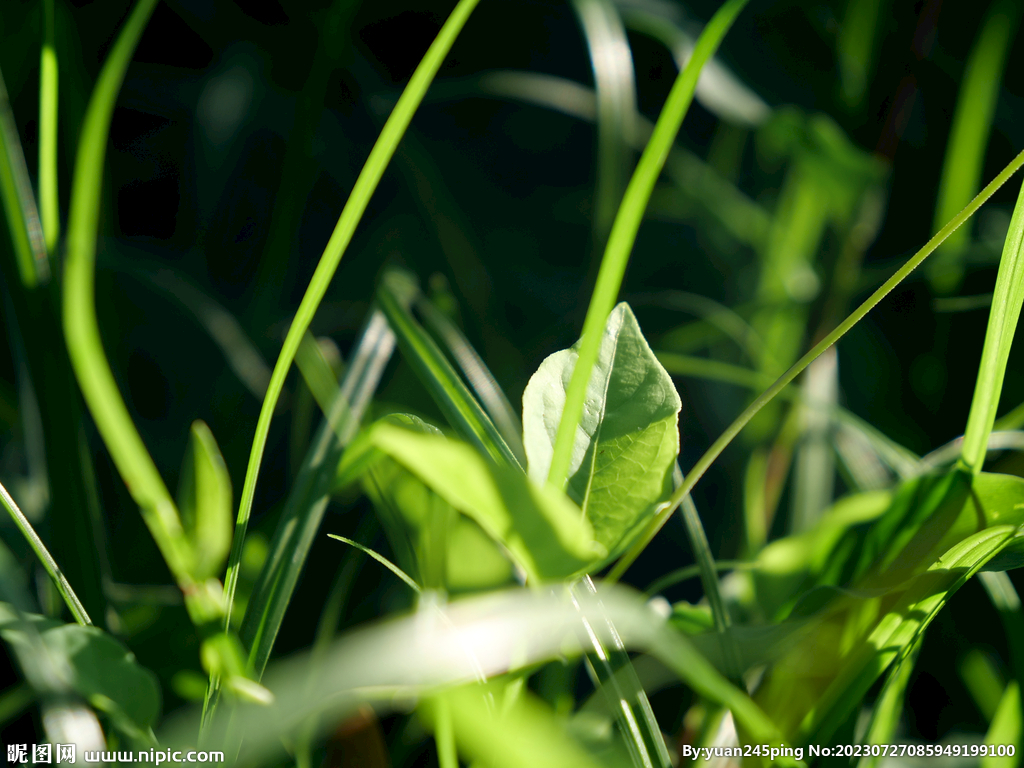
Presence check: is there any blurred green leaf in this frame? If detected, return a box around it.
[0,603,160,731]
[524,302,680,563]
[982,681,1022,768]
[177,421,233,582]
[366,421,604,582]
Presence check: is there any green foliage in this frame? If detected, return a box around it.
[523,302,681,563]
[176,421,233,582]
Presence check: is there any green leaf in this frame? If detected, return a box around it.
[177,421,233,582]
[0,604,160,731]
[523,302,681,562]
[367,422,605,582]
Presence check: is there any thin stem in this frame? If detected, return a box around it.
[547,0,750,488]
[0,480,90,626]
[608,148,1024,579]
[39,0,60,253]
[221,0,483,629]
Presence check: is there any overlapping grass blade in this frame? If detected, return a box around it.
[571,0,636,244]
[979,571,1024,689]
[377,270,521,470]
[327,535,420,594]
[548,0,751,489]
[239,309,394,679]
[611,149,1024,577]
[38,0,59,253]
[960,178,1024,473]
[415,295,525,463]
[929,0,1022,292]
[856,639,920,768]
[0,480,90,626]
[0,67,47,286]
[223,0,484,634]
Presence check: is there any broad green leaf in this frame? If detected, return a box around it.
[523,302,680,562]
[367,422,604,582]
[982,682,1022,768]
[0,604,160,731]
[177,421,233,581]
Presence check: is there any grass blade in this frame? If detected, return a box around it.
[416,295,526,464]
[238,309,394,679]
[377,270,522,470]
[39,0,59,253]
[979,571,1024,691]
[929,0,1022,292]
[0,67,47,286]
[223,0,483,633]
[856,639,920,768]
[610,148,1024,578]
[571,0,636,243]
[981,681,1022,768]
[960,178,1024,473]
[548,0,751,489]
[0,480,90,627]
[61,0,196,579]
[327,535,420,594]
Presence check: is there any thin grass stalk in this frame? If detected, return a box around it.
[39,0,59,253]
[327,535,421,594]
[222,0,483,631]
[608,148,1024,580]
[547,0,750,489]
[0,68,46,286]
[0,480,90,626]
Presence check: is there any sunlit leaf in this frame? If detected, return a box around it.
[524,302,680,563]
[177,421,233,582]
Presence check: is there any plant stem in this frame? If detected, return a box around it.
[547,0,750,488]
[0,480,90,626]
[39,0,60,253]
[221,0,483,630]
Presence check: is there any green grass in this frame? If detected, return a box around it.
[2,0,1024,765]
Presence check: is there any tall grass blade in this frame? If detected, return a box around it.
[979,571,1024,690]
[856,639,920,768]
[61,0,196,579]
[0,480,90,626]
[611,149,1024,578]
[548,0,751,489]
[930,0,1022,293]
[981,681,1022,768]
[223,0,483,632]
[416,295,526,464]
[0,68,47,286]
[239,309,394,679]
[960,178,1024,473]
[571,0,636,244]
[837,0,885,108]
[39,0,59,253]
[378,270,521,470]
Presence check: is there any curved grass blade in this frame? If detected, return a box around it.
[610,148,1024,580]
[377,270,522,470]
[60,0,197,580]
[960,178,1024,474]
[416,295,525,464]
[327,535,420,594]
[548,0,751,490]
[981,681,1021,768]
[223,0,484,633]
[0,68,47,286]
[39,0,59,253]
[929,0,1022,292]
[238,309,394,680]
[0,480,90,627]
